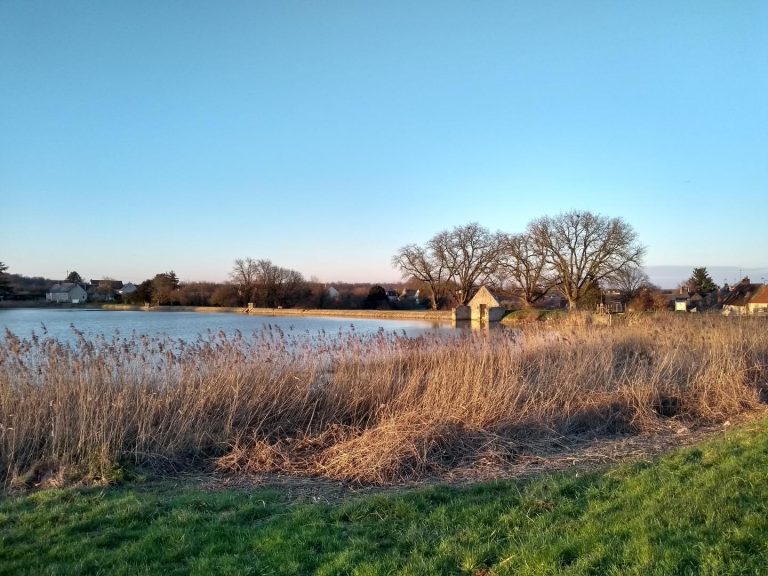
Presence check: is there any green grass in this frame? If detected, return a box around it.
[3,418,768,575]
[501,308,569,323]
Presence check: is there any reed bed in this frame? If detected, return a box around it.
[1,314,767,486]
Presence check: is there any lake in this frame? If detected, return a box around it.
[0,308,454,344]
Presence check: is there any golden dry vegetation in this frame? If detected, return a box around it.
[1,314,766,487]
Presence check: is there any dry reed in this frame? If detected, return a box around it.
[1,314,766,486]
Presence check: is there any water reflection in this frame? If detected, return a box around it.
[1,308,454,344]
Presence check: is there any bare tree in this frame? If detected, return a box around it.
[97,278,117,301]
[391,244,449,310]
[495,232,554,307]
[530,211,645,310]
[271,266,307,308]
[393,223,502,307]
[230,258,259,305]
[430,223,501,305]
[231,258,307,307]
[607,265,650,304]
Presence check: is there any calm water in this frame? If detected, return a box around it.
[0,308,453,344]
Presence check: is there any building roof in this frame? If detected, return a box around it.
[468,285,503,307]
[749,284,768,305]
[721,281,762,307]
[48,282,84,294]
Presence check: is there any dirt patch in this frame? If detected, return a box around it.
[199,411,763,502]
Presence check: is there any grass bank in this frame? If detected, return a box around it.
[1,314,766,486]
[3,416,768,575]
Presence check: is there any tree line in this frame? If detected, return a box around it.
[392,210,646,310]
[0,221,733,313]
[0,260,422,310]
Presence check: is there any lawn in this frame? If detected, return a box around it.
[2,416,768,575]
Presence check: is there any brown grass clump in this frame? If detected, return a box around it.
[1,314,767,487]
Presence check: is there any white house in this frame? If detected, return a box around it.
[747,285,768,315]
[46,283,88,304]
[119,282,138,296]
[325,286,339,301]
[721,278,761,316]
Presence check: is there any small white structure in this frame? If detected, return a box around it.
[467,286,506,322]
[325,286,339,301]
[119,282,137,296]
[46,283,88,304]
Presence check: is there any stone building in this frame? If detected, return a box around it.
[467,286,507,322]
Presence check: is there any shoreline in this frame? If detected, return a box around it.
[98,304,455,321]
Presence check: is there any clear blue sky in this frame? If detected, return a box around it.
[1,1,766,287]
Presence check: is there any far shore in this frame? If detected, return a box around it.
[0,301,453,321]
[105,304,454,321]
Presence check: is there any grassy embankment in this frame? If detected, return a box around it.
[2,415,768,574]
[1,313,766,487]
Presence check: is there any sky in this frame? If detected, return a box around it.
[1,1,766,288]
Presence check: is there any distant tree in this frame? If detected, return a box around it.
[687,267,718,294]
[5,273,48,300]
[97,278,117,300]
[123,279,153,304]
[230,258,307,307]
[0,262,12,299]
[529,211,645,310]
[304,282,330,309]
[432,223,503,305]
[210,284,240,307]
[136,280,153,303]
[629,285,669,312]
[495,232,554,307]
[393,223,501,308]
[151,271,180,305]
[391,244,449,310]
[66,271,83,284]
[252,260,307,308]
[608,265,650,304]
[178,282,218,306]
[364,284,389,309]
[230,258,259,305]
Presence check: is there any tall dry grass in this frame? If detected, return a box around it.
[1,314,767,486]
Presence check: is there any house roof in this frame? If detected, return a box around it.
[721,282,761,307]
[48,282,84,294]
[468,286,502,307]
[749,285,768,305]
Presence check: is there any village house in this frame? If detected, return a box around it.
[385,289,400,303]
[399,288,420,305]
[721,278,763,316]
[46,283,88,304]
[747,284,768,315]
